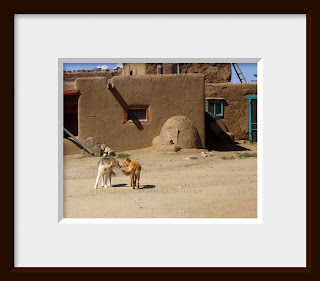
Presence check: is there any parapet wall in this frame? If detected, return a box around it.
[144,63,231,83]
[64,69,122,81]
[179,63,231,83]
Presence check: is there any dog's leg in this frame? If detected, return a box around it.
[132,174,135,189]
[101,175,105,187]
[107,172,112,188]
[130,174,133,188]
[137,173,140,189]
[133,175,136,188]
[103,172,109,188]
[94,171,103,189]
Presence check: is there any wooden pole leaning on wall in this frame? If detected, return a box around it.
[63,128,94,155]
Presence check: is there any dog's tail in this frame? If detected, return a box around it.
[122,170,131,176]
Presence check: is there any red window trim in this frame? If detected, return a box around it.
[125,107,149,122]
[64,90,80,95]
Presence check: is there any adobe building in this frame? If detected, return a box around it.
[205,82,257,141]
[122,63,257,142]
[63,63,257,155]
[64,74,205,154]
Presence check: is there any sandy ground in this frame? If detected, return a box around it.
[63,141,257,218]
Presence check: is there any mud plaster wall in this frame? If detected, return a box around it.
[64,81,76,91]
[145,64,157,75]
[122,63,146,76]
[75,74,205,151]
[180,63,231,83]
[205,83,257,140]
[144,63,231,83]
[63,69,122,81]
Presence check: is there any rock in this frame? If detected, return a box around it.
[201,152,215,157]
[81,137,102,156]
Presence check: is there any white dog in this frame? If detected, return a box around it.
[94,155,121,189]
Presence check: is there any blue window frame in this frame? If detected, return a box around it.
[206,99,224,117]
[246,95,257,143]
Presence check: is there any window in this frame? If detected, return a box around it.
[129,70,133,76]
[157,64,163,74]
[126,108,149,122]
[173,64,180,74]
[206,99,224,117]
[135,69,138,76]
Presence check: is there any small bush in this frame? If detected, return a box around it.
[221,156,236,160]
[118,153,131,158]
[237,152,257,159]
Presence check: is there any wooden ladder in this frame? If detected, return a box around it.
[232,63,247,83]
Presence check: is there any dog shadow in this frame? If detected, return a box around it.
[140,185,155,189]
[111,184,156,189]
[111,184,128,188]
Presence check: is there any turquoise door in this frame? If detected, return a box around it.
[247,95,257,142]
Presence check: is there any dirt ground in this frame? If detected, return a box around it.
[63,141,257,218]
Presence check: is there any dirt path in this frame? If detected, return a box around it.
[63,141,257,218]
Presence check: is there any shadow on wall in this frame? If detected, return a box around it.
[108,88,144,131]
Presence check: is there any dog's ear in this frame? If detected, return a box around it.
[114,155,118,160]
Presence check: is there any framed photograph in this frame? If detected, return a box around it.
[6,9,313,276]
[60,60,259,221]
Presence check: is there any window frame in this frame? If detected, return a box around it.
[157,63,163,74]
[125,107,149,122]
[206,99,224,117]
[173,63,180,74]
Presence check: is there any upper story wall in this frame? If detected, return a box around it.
[180,63,231,83]
[63,68,122,81]
[122,63,231,83]
[122,63,146,76]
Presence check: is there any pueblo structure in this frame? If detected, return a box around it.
[63,63,257,155]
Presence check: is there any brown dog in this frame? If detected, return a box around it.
[121,157,141,189]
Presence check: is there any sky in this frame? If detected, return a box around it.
[63,63,122,71]
[231,63,257,83]
[63,63,257,83]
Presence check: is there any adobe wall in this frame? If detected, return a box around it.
[64,81,76,91]
[205,83,257,140]
[144,63,176,75]
[144,63,231,83]
[75,74,205,151]
[145,64,158,74]
[63,69,122,81]
[122,63,146,76]
[180,63,231,83]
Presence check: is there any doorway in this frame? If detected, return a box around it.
[247,95,257,142]
[64,92,80,136]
